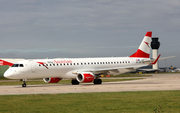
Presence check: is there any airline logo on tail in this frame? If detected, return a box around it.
[129,31,152,58]
[144,41,150,48]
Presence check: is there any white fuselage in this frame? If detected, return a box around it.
[4,57,148,79]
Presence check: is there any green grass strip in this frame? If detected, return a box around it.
[0,91,180,113]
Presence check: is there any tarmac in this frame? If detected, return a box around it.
[0,73,180,95]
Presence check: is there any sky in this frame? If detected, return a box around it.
[0,0,180,67]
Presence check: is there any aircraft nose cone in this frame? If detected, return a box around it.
[4,70,13,79]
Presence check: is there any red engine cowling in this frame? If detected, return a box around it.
[76,72,94,83]
[43,77,62,83]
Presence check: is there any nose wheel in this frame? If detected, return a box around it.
[22,79,27,87]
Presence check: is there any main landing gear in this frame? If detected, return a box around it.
[71,79,102,85]
[93,79,102,84]
[22,79,27,87]
[71,79,79,85]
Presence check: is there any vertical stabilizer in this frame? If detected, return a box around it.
[129,31,152,58]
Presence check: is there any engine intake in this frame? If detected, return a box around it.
[76,72,94,83]
[43,77,62,83]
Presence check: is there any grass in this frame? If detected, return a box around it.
[0,76,9,80]
[0,78,143,86]
[0,91,180,113]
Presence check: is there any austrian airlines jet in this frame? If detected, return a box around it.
[4,31,160,87]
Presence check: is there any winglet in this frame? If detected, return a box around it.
[151,54,161,65]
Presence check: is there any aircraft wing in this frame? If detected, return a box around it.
[92,64,147,72]
[82,64,148,75]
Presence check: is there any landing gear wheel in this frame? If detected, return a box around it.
[22,83,26,87]
[22,80,27,87]
[93,79,102,85]
[71,79,79,85]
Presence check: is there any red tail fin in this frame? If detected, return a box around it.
[129,31,152,58]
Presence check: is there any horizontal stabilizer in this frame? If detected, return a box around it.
[159,56,175,60]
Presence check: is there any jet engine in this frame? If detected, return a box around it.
[76,72,95,83]
[43,77,62,83]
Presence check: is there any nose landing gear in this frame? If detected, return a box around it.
[22,79,27,87]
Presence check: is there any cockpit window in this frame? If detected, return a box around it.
[19,64,24,67]
[12,64,24,67]
[12,64,19,67]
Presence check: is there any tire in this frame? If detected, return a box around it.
[22,84,26,87]
[94,79,102,85]
[71,79,79,85]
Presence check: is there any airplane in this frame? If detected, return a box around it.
[4,31,161,87]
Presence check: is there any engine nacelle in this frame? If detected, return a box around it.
[76,72,95,83]
[43,77,62,83]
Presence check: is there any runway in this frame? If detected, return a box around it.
[1,73,180,95]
